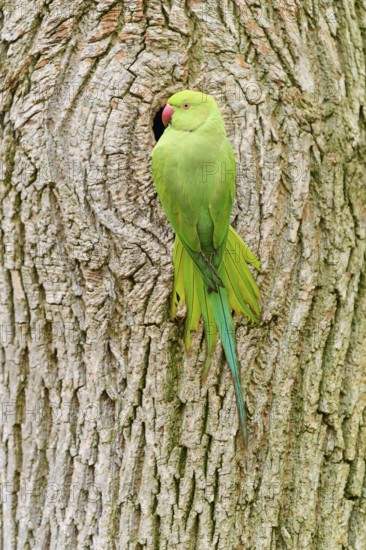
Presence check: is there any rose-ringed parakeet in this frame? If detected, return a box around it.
[152,90,260,446]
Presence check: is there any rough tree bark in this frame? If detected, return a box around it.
[0,0,366,548]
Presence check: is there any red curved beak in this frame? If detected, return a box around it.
[162,104,174,126]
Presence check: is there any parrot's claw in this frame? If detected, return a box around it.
[198,252,224,292]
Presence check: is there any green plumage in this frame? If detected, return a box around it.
[152,90,261,446]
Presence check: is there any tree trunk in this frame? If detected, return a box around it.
[1,0,366,548]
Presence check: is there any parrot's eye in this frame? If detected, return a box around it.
[182,102,190,110]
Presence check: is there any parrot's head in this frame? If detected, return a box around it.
[161,90,218,132]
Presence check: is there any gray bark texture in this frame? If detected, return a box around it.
[1,0,366,548]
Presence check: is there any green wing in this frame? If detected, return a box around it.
[207,139,236,270]
[152,128,235,290]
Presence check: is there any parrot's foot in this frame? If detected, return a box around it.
[198,252,224,292]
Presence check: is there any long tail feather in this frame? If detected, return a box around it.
[208,287,247,445]
[182,245,201,349]
[171,226,261,446]
[199,284,217,381]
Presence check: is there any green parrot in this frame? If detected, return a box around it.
[152,90,261,446]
